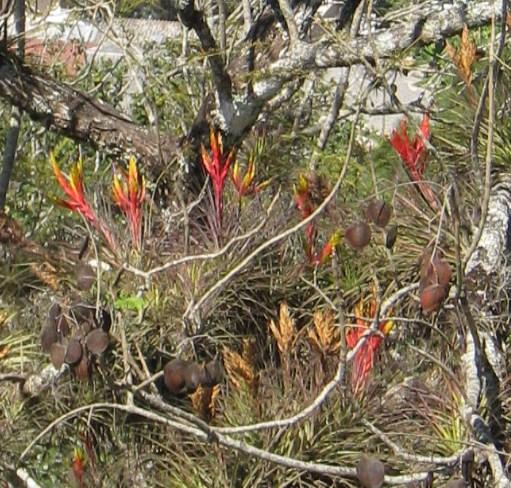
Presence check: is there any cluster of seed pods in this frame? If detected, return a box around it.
[163,358,224,395]
[344,199,396,250]
[41,301,112,380]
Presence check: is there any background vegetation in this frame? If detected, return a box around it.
[0,0,510,487]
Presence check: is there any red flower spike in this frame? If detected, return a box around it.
[200,129,235,228]
[293,173,338,267]
[51,153,117,252]
[112,156,145,250]
[346,296,394,394]
[390,114,438,210]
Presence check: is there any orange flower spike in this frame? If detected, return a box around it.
[315,230,341,266]
[231,159,250,197]
[112,156,145,250]
[346,296,393,394]
[242,158,256,191]
[51,153,118,252]
[390,114,438,210]
[390,113,430,179]
[112,173,128,208]
[231,158,267,198]
[210,127,221,166]
[128,156,145,204]
[50,153,97,223]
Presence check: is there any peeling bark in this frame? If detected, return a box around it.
[0,50,177,166]
[460,175,511,487]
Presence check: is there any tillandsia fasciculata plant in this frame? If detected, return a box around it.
[51,153,146,254]
[50,152,118,252]
[293,173,340,267]
[389,113,439,210]
[200,129,235,231]
[112,156,146,251]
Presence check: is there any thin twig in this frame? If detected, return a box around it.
[363,419,468,466]
[124,191,280,278]
[277,0,299,43]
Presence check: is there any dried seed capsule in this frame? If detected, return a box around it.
[445,480,465,488]
[64,338,83,365]
[69,302,96,325]
[356,455,384,488]
[50,343,66,369]
[164,359,188,394]
[56,314,70,338]
[74,354,91,381]
[164,359,207,394]
[75,263,96,291]
[41,323,58,353]
[365,199,393,228]
[85,329,109,355]
[345,221,371,250]
[204,359,224,386]
[420,284,448,314]
[433,257,452,288]
[385,224,398,250]
[48,302,61,321]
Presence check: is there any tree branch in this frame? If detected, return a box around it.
[0,50,177,166]
[175,0,233,128]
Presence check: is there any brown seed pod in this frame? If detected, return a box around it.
[85,329,109,355]
[420,253,452,291]
[41,323,58,353]
[164,359,189,394]
[74,354,91,381]
[365,199,393,228]
[50,343,66,369]
[433,258,452,288]
[64,338,83,365]
[164,359,207,394]
[385,224,398,250]
[69,302,96,325]
[420,284,448,314]
[80,320,93,336]
[48,302,61,321]
[345,221,371,250]
[204,359,224,386]
[97,308,112,332]
[75,263,96,291]
[356,455,385,488]
[186,363,208,391]
[56,314,69,338]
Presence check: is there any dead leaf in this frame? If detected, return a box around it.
[446,25,476,86]
[0,345,10,360]
[268,303,296,354]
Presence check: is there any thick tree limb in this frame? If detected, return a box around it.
[231,0,504,136]
[175,0,233,128]
[0,0,24,209]
[0,50,177,166]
